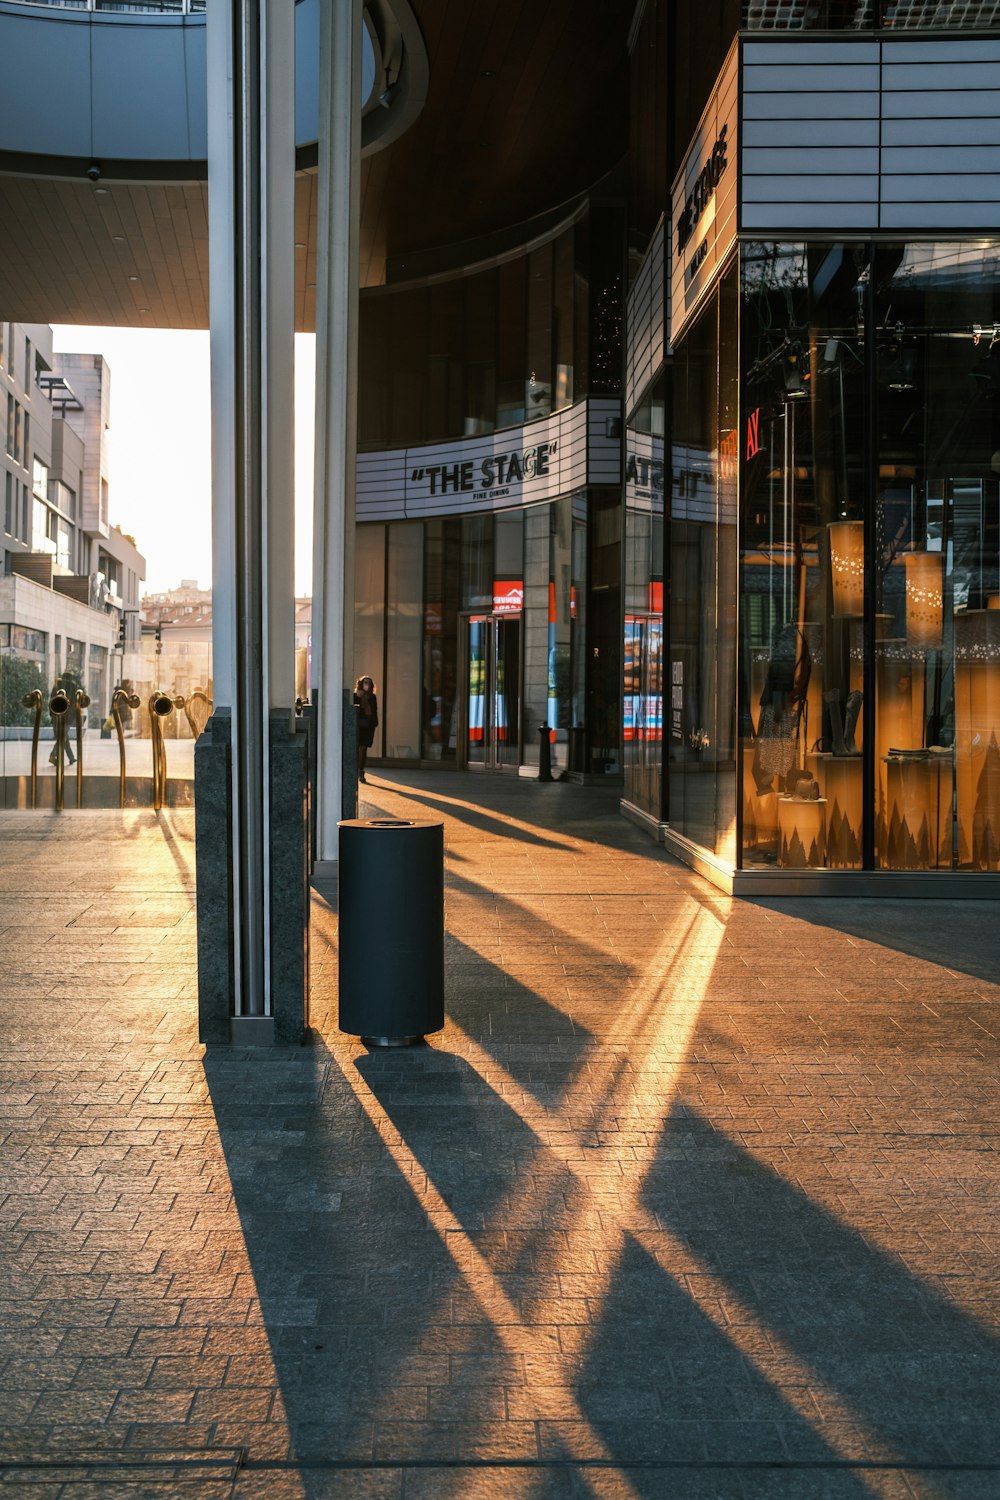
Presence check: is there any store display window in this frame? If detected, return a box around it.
[874,243,1000,871]
[736,238,1000,874]
[740,241,868,870]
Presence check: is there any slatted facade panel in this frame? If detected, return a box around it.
[741,41,881,230]
[563,402,591,494]
[880,39,1000,227]
[624,219,665,418]
[741,37,1000,233]
[586,398,624,488]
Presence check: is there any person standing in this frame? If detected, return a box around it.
[354,675,378,783]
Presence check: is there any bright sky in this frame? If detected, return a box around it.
[51,325,316,597]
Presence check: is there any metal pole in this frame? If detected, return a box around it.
[313,0,362,870]
[22,689,42,809]
[74,689,90,809]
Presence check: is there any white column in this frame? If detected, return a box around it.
[313,0,362,870]
[262,0,296,715]
[207,6,237,713]
[206,0,296,1019]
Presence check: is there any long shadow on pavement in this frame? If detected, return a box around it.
[575,1102,1000,1497]
[206,1034,1000,1495]
[353,1050,911,1498]
[749,895,1000,990]
[365,771,636,852]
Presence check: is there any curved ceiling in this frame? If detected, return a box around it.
[0,0,631,328]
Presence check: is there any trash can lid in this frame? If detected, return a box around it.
[339,818,444,830]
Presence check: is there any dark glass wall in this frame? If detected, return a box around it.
[586,491,623,775]
[668,262,739,859]
[358,206,625,452]
[873,243,1000,871]
[628,0,670,253]
[738,238,1000,874]
[356,499,611,775]
[624,376,666,817]
[740,242,868,870]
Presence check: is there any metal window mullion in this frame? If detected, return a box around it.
[234,0,266,1017]
[862,247,877,871]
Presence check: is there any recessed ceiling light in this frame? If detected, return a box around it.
[128,275,139,282]
[139,307,149,314]
[295,241,306,249]
[113,235,125,243]
[95,187,109,196]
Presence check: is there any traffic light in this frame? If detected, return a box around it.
[155,621,162,655]
[118,615,127,648]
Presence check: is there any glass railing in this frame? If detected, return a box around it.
[743,1,1000,28]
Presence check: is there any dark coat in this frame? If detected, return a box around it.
[355,689,378,748]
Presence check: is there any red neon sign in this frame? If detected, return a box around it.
[746,407,761,460]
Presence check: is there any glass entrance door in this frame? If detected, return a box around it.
[464,613,522,770]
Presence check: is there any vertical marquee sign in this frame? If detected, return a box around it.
[670,43,738,346]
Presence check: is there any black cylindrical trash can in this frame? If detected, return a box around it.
[338,818,444,1046]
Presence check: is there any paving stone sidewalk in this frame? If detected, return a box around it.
[0,777,997,1498]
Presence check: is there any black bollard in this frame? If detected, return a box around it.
[538,723,553,783]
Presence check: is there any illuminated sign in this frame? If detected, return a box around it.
[746,407,761,460]
[493,581,523,614]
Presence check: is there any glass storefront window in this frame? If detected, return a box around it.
[740,242,868,869]
[669,263,738,858]
[462,514,493,611]
[624,375,666,818]
[354,524,386,759]
[423,519,462,760]
[874,242,1000,870]
[385,524,424,759]
[733,237,1000,877]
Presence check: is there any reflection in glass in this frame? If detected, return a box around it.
[463,613,522,770]
[669,264,738,858]
[355,524,386,760]
[422,519,461,761]
[385,523,424,759]
[494,615,521,769]
[740,242,868,869]
[624,375,665,818]
[874,242,1000,869]
[466,616,488,766]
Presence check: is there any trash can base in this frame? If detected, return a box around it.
[361,1033,426,1049]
